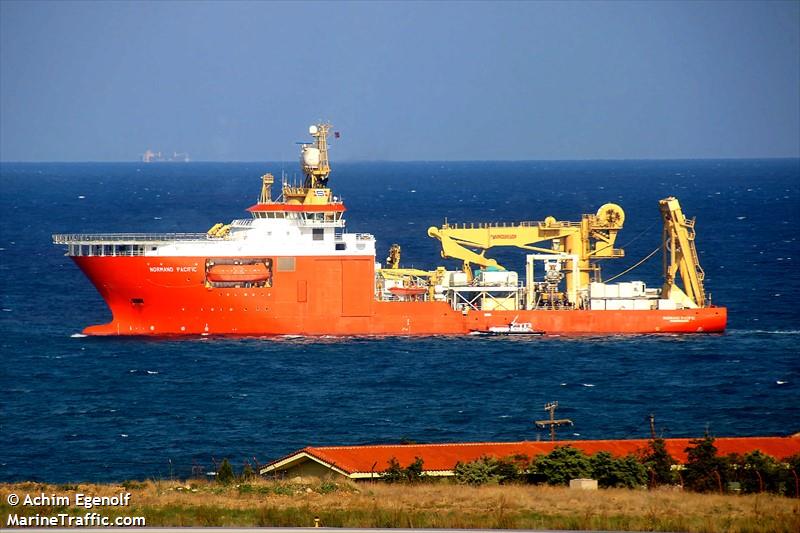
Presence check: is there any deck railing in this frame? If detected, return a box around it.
[53,233,210,244]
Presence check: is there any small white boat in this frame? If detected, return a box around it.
[470,319,544,336]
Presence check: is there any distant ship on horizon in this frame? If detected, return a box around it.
[141,150,190,163]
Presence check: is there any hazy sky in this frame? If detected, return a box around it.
[1,0,798,161]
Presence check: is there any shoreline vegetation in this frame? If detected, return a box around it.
[2,478,799,531]
[3,439,798,530]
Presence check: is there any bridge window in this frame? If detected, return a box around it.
[312,228,324,241]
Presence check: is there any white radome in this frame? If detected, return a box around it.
[309,125,318,135]
[302,147,320,168]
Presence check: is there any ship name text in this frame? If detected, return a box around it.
[149,266,197,273]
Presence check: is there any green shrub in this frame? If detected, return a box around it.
[318,480,338,494]
[455,456,501,485]
[217,458,235,485]
[405,457,424,483]
[381,456,425,483]
[454,455,525,485]
[240,462,255,481]
[271,484,296,495]
[533,446,591,486]
[589,452,647,488]
[779,453,800,497]
[727,450,783,494]
[640,438,677,487]
[683,436,726,493]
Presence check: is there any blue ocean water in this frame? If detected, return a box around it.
[0,159,798,483]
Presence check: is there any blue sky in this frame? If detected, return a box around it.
[1,0,798,161]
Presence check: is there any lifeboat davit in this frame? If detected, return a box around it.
[206,263,270,283]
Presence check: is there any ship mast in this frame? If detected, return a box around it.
[302,123,332,189]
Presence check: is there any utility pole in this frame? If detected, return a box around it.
[649,413,656,440]
[534,401,573,441]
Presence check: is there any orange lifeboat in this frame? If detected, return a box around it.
[207,263,270,283]
[388,286,427,296]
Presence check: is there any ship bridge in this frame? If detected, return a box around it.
[246,198,346,228]
[52,122,372,258]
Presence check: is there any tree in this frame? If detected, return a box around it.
[240,462,255,481]
[454,456,499,485]
[382,457,405,483]
[615,455,649,488]
[495,455,528,484]
[533,446,591,486]
[780,453,800,497]
[640,438,677,487]
[589,452,647,489]
[405,457,425,483]
[382,456,425,483]
[683,436,725,493]
[217,458,235,485]
[729,451,781,494]
[453,455,525,486]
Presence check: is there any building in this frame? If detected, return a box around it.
[259,435,800,480]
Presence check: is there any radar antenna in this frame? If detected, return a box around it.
[301,123,332,189]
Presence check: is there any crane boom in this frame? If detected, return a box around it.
[427,203,626,296]
[659,197,707,308]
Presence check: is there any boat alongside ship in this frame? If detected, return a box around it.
[53,124,727,336]
[470,318,544,336]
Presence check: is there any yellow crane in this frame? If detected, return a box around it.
[427,203,626,298]
[659,197,707,308]
[385,243,402,269]
[427,197,711,309]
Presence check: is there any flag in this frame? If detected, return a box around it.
[334,131,340,139]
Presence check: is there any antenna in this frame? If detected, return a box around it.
[300,123,332,188]
[534,401,573,441]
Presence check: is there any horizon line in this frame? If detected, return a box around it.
[1,156,799,164]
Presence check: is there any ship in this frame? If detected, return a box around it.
[141,150,190,163]
[53,124,727,336]
[469,318,544,336]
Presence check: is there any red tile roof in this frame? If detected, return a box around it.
[268,436,800,475]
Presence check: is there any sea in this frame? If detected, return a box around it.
[1,159,798,483]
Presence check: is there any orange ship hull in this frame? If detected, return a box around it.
[74,255,727,336]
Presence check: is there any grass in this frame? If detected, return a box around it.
[2,478,798,531]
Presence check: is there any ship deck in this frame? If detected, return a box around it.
[52,233,212,257]
[53,233,210,244]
